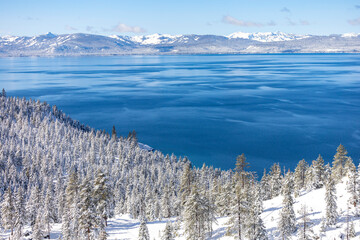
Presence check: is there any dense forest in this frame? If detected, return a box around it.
[0,91,358,240]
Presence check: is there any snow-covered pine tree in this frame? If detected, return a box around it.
[26,185,41,227]
[138,217,150,240]
[180,162,193,211]
[246,184,267,240]
[332,144,349,181]
[183,184,207,240]
[161,221,174,240]
[93,169,112,238]
[260,169,271,200]
[269,163,282,198]
[297,204,314,240]
[294,159,308,196]
[226,177,248,240]
[79,176,96,240]
[1,187,15,237]
[346,161,358,213]
[325,177,338,226]
[64,170,80,239]
[312,154,325,189]
[32,211,44,240]
[235,153,250,188]
[44,182,55,238]
[14,186,26,239]
[278,173,296,239]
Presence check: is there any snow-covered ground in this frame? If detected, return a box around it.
[1,178,357,240]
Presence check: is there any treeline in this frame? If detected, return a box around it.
[0,93,358,240]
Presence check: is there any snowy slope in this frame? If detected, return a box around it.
[107,178,359,239]
[227,31,309,42]
[1,178,356,240]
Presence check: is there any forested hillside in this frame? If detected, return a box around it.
[0,92,358,240]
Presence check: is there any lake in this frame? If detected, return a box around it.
[1,54,359,172]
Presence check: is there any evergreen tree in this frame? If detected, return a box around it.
[269,163,282,198]
[93,170,112,227]
[332,144,349,181]
[2,88,6,98]
[235,153,250,187]
[161,221,174,240]
[32,211,44,240]
[312,154,325,189]
[79,176,96,240]
[64,170,80,240]
[297,204,314,240]
[138,217,150,240]
[294,159,308,196]
[278,174,296,239]
[111,125,117,140]
[180,163,193,210]
[14,187,26,239]
[1,188,15,237]
[226,179,248,240]
[246,184,267,240]
[183,184,207,240]
[346,161,358,212]
[325,177,338,226]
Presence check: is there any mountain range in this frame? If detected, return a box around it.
[0,31,359,56]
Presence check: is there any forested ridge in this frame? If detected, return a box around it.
[0,92,358,240]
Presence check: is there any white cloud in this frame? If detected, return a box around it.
[112,23,146,33]
[222,16,264,27]
[348,17,360,25]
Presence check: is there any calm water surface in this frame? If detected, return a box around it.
[1,54,359,172]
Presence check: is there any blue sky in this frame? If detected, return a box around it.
[1,0,360,36]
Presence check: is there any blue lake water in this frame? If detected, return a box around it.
[1,54,359,172]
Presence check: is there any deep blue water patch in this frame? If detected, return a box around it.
[0,54,359,172]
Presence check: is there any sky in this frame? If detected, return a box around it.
[0,0,360,36]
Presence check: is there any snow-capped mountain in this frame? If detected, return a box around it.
[0,32,359,56]
[227,31,309,42]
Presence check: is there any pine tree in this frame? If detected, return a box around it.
[180,162,193,211]
[26,185,41,227]
[312,154,325,189]
[111,125,117,140]
[235,153,249,187]
[332,144,349,181]
[2,88,6,98]
[278,174,296,239]
[161,221,174,240]
[44,183,55,238]
[246,184,267,240]
[64,170,80,239]
[269,163,282,198]
[226,179,248,240]
[93,170,112,227]
[138,217,150,240]
[325,177,338,226]
[1,188,15,237]
[183,184,207,240]
[297,204,314,240]
[294,159,308,196]
[79,176,96,240]
[32,211,44,240]
[14,186,26,239]
[346,161,358,212]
